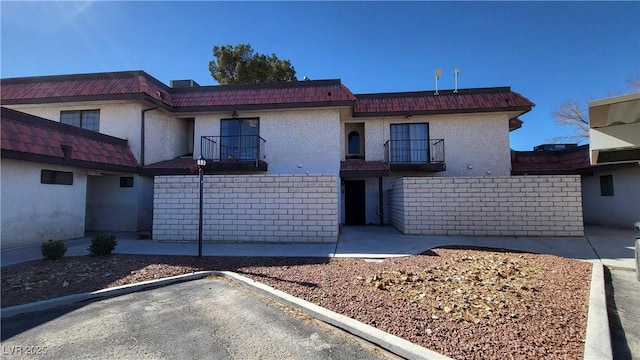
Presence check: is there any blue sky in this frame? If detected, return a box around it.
[1,1,638,150]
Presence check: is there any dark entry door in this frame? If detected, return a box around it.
[345,180,366,225]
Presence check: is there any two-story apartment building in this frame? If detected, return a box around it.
[3,70,587,247]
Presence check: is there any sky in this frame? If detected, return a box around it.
[1,1,638,151]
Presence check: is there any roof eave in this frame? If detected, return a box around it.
[352,105,533,118]
[1,150,139,173]
[174,100,356,113]
[1,93,175,112]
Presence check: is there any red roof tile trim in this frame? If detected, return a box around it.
[0,72,356,111]
[171,83,355,109]
[142,157,199,176]
[354,87,534,117]
[511,145,592,175]
[1,107,138,171]
[509,117,524,131]
[340,160,390,178]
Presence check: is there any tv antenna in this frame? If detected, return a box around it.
[454,68,460,93]
[434,68,442,95]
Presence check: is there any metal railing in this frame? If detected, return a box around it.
[384,139,445,164]
[201,135,266,164]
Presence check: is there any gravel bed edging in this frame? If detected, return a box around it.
[0,271,216,319]
[583,263,613,360]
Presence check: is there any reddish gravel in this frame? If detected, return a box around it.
[1,247,591,360]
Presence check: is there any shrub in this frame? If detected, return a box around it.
[88,233,118,256]
[41,239,67,260]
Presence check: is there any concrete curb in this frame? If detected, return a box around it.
[0,271,215,319]
[583,263,613,360]
[215,270,454,360]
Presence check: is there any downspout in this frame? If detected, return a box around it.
[378,177,384,226]
[141,107,157,166]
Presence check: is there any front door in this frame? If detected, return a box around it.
[345,180,366,225]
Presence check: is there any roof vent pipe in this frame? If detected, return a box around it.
[60,144,72,160]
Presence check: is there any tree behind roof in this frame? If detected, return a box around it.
[209,44,297,85]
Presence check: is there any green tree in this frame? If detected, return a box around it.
[208,44,296,85]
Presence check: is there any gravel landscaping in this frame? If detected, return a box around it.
[1,247,592,360]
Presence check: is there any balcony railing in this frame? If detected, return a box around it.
[201,135,267,170]
[384,139,445,172]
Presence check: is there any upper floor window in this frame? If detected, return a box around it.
[390,123,429,163]
[60,110,100,132]
[220,118,259,160]
[348,131,361,156]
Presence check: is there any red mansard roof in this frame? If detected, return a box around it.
[0,71,533,120]
[0,72,170,106]
[353,87,534,118]
[170,80,357,110]
[511,145,592,175]
[0,71,357,111]
[1,107,139,171]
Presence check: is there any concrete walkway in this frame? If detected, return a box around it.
[1,225,637,269]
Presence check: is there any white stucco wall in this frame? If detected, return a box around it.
[342,113,512,177]
[85,173,154,232]
[582,167,640,228]
[144,111,192,165]
[340,113,512,224]
[194,108,342,175]
[1,159,87,248]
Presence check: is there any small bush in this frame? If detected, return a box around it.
[88,233,117,256]
[41,239,67,260]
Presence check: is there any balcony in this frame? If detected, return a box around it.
[384,138,446,172]
[201,135,267,171]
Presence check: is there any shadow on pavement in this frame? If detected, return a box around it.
[604,266,632,360]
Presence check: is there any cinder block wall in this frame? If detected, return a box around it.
[153,174,338,243]
[389,176,584,236]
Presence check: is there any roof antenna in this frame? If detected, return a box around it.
[434,68,442,95]
[454,68,460,93]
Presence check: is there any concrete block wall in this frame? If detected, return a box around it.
[153,174,339,243]
[389,176,584,236]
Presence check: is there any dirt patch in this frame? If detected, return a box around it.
[1,248,591,360]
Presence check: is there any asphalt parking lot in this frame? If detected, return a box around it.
[1,277,399,360]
